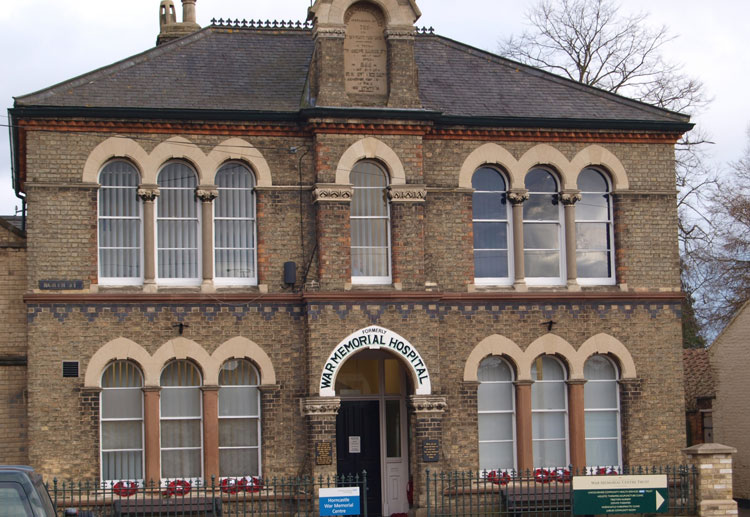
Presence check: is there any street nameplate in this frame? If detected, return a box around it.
[573,475,668,514]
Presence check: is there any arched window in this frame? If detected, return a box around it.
[98,161,142,284]
[472,167,512,284]
[160,360,203,482]
[350,161,391,284]
[478,356,516,472]
[157,162,200,284]
[524,169,563,285]
[584,355,621,468]
[576,168,615,284]
[531,356,568,468]
[100,361,144,484]
[219,359,261,478]
[214,163,257,285]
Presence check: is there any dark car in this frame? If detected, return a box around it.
[0,465,58,516]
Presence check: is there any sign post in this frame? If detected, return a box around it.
[319,487,361,516]
[573,475,669,514]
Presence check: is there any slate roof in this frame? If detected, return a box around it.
[14,26,690,126]
[0,216,25,236]
[683,348,715,411]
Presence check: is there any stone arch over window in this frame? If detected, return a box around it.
[335,137,406,185]
[463,334,524,382]
[206,138,272,187]
[571,145,629,191]
[148,137,208,184]
[521,334,578,380]
[577,333,637,379]
[310,0,421,26]
[209,336,277,386]
[517,145,571,189]
[83,137,149,184]
[150,337,213,386]
[458,143,521,190]
[85,337,152,388]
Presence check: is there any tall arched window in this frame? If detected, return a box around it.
[214,163,257,285]
[576,168,615,284]
[524,169,563,285]
[472,167,512,284]
[157,162,200,285]
[478,356,516,472]
[531,356,568,468]
[584,355,621,468]
[350,161,391,284]
[219,359,261,478]
[98,161,142,284]
[160,360,203,482]
[100,361,144,484]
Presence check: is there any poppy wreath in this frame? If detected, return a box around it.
[112,480,138,497]
[165,479,192,496]
[534,468,553,483]
[597,467,618,475]
[220,477,241,494]
[239,476,263,493]
[487,471,512,485]
[555,469,571,483]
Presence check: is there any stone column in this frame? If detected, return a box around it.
[196,187,218,292]
[409,395,447,509]
[313,185,353,290]
[138,186,160,291]
[388,185,427,290]
[567,379,587,470]
[301,397,341,481]
[683,443,738,517]
[514,380,534,472]
[143,387,162,484]
[508,190,529,290]
[560,191,582,290]
[201,385,220,482]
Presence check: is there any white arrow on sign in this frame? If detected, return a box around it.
[656,491,665,510]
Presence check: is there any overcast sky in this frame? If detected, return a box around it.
[1,0,748,216]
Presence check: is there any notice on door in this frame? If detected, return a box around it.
[320,487,361,516]
[348,436,361,454]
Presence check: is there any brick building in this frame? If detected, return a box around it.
[5,0,692,514]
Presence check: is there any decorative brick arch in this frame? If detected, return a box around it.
[458,143,520,189]
[209,336,276,386]
[463,334,524,381]
[577,333,637,379]
[570,145,629,191]
[82,138,149,184]
[335,137,406,185]
[150,337,213,386]
[84,337,152,388]
[205,138,272,187]
[522,333,579,380]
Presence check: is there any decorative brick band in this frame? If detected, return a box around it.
[313,184,353,203]
[388,184,426,202]
[301,397,341,416]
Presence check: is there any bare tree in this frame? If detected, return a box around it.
[500,0,719,343]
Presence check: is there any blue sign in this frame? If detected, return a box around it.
[319,487,361,516]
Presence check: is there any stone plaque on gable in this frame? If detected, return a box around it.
[344,4,387,95]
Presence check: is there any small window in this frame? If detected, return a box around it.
[531,356,568,468]
[478,356,516,472]
[157,162,200,285]
[214,163,257,285]
[472,167,512,284]
[584,355,621,468]
[98,161,142,285]
[524,169,564,285]
[576,168,615,284]
[219,359,261,478]
[350,161,391,284]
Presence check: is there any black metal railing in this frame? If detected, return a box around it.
[48,472,368,517]
[425,466,698,517]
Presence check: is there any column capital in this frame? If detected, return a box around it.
[259,384,281,393]
[508,189,529,205]
[514,379,534,387]
[142,386,162,393]
[409,395,447,414]
[301,396,341,417]
[200,385,220,393]
[566,379,587,386]
[196,186,219,202]
[313,184,353,204]
[560,190,582,206]
[388,184,426,203]
[138,185,160,202]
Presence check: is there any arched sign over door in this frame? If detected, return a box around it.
[319,326,432,397]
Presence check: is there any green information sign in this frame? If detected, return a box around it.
[573,475,669,514]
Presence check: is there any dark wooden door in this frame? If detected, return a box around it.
[337,400,382,516]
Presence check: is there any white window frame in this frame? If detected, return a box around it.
[218,360,262,478]
[473,167,514,286]
[155,161,202,287]
[213,162,258,287]
[576,168,616,286]
[477,356,517,472]
[584,355,622,469]
[531,356,570,469]
[524,169,566,286]
[99,361,145,487]
[97,160,144,287]
[159,360,204,486]
[350,160,392,285]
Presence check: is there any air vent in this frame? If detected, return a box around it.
[62,361,79,378]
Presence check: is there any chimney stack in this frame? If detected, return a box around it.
[182,0,197,24]
[157,0,200,45]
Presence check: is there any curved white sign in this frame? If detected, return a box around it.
[319,326,432,397]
